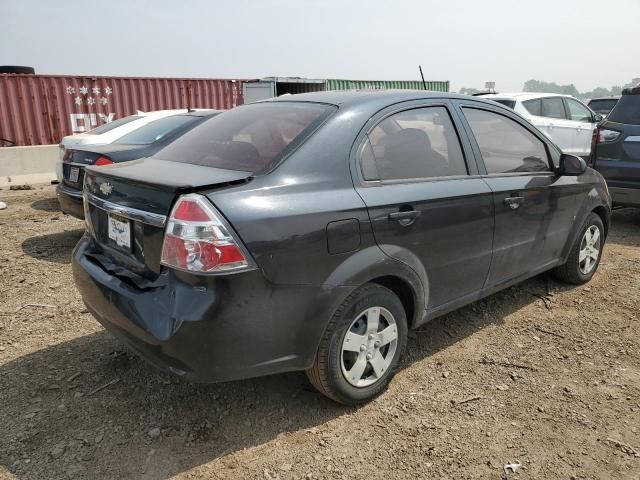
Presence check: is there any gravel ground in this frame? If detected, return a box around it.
[0,185,639,480]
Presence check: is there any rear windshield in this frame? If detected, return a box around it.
[155,102,336,172]
[607,95,640,125]
[87,115,141,135]
[114,115,198,145]
[491,99,516,109]
[588,99,618,115]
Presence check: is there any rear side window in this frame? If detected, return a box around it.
[522,99,542,116]
[541,97,566,119]
[155,103,335,172]
[87,115,141,135]
[463,108,550,174]
[565,98,593,122]
[491,99,516,109]
[360,106,468,181]
[114,115,198,145]
[608,94,640,125]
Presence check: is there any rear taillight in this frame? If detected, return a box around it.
[160,194,254,274]
[95,156,113,166]
[598,129,621,143]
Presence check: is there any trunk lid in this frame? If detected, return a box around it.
[83,158,252,279]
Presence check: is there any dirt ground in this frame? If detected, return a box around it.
[0,185,638,480]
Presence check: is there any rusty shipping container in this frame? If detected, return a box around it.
[0,74,245,146]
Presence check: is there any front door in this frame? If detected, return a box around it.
[458,104,580,287]
[353,103,494,310]
[564,97,597,158]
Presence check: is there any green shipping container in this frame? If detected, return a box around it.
[326,79,449,92]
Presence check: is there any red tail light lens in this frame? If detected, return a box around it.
[160,194,254,274]
[95,156,113,166]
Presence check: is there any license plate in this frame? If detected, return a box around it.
[107,214,131,249]
[69,167,80,183]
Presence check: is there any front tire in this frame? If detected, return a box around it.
[306,284,408,405]
[552,212,604,285]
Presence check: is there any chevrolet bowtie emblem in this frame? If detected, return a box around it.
[99,182,113,196]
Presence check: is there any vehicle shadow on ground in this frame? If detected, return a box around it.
[607,207,640,248]
[21,229,84,264]
[31,197,62,213]
[0,274,561,480]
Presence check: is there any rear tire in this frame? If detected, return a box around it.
[306,284,408,405]
[552,212,604,285]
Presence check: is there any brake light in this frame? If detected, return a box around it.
[95,156,113,166]
[160,194,253,274]
[598,129,621,143]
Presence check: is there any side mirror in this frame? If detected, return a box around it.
[593,113,604,123]
[559,153,587,176]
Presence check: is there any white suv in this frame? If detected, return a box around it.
[481,93,602,158]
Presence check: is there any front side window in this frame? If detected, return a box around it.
[541,97,566,119]
[463,108,550,174]
[155,102,335,172]
[114,115,198,145]
[565,98,593,123]
[360,106,467,181]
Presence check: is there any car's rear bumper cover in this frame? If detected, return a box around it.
[72,234,346,383]
[56,183,85,220]
[609,186,640,207]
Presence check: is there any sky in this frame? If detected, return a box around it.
[1,0,639,92]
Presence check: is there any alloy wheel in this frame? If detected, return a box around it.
[579,225,601,275]
[340,307,398,388]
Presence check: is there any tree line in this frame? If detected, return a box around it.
[459,78,640,99]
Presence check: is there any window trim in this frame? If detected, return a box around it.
[456,103,557,177]
[355,103,473,185]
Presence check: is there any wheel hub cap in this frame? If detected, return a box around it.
[341,306,398,388]
[579,225,601,275]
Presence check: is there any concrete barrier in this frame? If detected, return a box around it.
[0,145,58,187]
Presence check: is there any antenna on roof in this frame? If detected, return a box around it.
[418,65,427,90]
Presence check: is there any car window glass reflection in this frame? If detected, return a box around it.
[362,106,467,181]
[463,108,550,174]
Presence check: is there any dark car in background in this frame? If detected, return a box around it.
[72,91,611,404]
[56,110,219,219]
[592,86,640,207]
[588,96,620,117]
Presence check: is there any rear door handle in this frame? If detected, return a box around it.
[504,196,524,210]
[388,210,420,225]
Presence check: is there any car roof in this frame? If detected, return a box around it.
[481,92,570,101]
[589,96,621,101]
[262,89,501,110]
[174,110,220,118]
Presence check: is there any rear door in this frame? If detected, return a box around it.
[455,101,584,287]
[353,100,494,310]
[564,97,597,158]
[538,97,576,153]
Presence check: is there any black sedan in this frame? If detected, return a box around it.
[73,91,611,404]
[56,110,219,219]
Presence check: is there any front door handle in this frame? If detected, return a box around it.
[388,210,420,226]
[504,196,524,210]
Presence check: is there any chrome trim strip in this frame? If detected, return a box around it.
[625,136,640,143]
[85,192,167,228]
[56,183,83,199]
